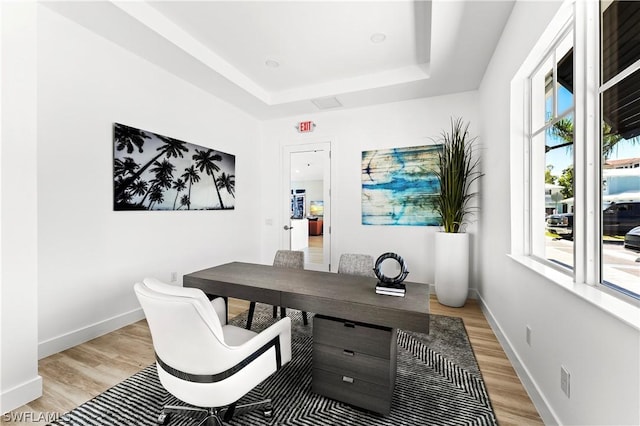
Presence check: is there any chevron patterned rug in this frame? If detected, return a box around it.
[48,306,497,426]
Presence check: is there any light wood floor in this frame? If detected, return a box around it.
[303,235,324,264]
[3,296,542,426]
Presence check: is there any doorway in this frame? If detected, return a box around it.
[282,142,331,271]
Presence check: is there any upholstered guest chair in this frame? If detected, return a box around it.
[134,278,292,426]
[246,250,308,330]
[337,253,376,277]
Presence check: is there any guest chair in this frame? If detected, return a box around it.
[134,278,292,426]
[337,253,376,277]
[246,250,308,330]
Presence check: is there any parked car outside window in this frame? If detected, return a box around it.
[546,202,640,240]
[602,202,640,236]
[624,226,640,251]
[546,213,574,239]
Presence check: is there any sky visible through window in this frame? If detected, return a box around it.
[546,85,573,178]
[546,85,638,179]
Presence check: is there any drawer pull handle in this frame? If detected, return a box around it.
[343,350,354,357]
[342,376,354,384]
[344,322,355,328]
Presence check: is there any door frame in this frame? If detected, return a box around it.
[282,141,331,271]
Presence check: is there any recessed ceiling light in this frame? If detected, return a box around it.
[265,59,280,68]
[370,33,386,43]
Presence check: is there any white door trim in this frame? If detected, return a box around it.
[282,141,331,271]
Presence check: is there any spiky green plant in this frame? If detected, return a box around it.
[434,118,483,233]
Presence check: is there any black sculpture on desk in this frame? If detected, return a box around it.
[374,252,409,296]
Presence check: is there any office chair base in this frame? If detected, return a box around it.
[159,398,273,425]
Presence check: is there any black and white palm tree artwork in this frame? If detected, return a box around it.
[113,123,236,211]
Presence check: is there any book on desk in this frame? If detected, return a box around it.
[375,282,406,297]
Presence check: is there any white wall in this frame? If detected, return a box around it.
[0,2,42,414]
[260,92,480,286]
[478,1,640,425]
[36,6,262,357]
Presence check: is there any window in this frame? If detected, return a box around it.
[520,0,640,301]
[600,1,640,298]
[528,27,575,269]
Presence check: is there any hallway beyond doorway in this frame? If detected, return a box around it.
[304,235,323,264]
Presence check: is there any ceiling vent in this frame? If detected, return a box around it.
[311,97,343,110]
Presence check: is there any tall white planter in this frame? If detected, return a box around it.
[434,232,470,307]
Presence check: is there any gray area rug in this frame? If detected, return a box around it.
[48,305,496,426]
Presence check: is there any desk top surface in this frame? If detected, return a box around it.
[184,262,430,333]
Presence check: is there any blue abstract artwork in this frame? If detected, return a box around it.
[362,145,441,226]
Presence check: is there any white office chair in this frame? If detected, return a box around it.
[337,253,376,277]
[135,278,292,426]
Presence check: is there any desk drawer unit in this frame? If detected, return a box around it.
[312,315,397,415]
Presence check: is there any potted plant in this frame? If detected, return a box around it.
[433,118,482,307]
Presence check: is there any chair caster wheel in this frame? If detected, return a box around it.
[263,408,273,418]
[157,412,170,425]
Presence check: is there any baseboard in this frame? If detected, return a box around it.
[476,294,559,425]
[0,375,42,415]
[38,308,145,359]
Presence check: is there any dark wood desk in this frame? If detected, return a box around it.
[183,261,430,414]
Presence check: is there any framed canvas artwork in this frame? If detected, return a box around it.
[362,144,441,226]
[113,123,235,211]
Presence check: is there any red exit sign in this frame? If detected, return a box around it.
[297,121,315,133]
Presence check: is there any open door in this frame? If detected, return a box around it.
[282,142,331,271]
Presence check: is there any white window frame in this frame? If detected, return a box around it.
[574,0,600,288]
[526,22,575,267]
[510,0,640,327]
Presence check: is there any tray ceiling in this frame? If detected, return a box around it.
[44,1,515,119]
